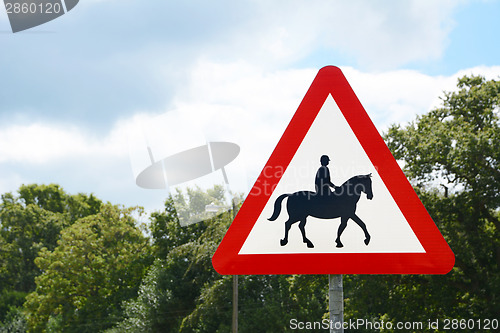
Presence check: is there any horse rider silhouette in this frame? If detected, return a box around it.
[315,155,337,196]
[268,154,373,248]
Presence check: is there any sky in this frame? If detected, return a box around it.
[0,0,499,215]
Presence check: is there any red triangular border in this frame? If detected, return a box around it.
[212,66,455,274]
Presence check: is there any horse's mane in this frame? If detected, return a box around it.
[341,173,372,187]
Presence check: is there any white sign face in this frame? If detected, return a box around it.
[239,95,425,254]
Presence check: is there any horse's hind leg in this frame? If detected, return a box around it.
[298,218,314,248]
[335,216,348,248]
[351,214,371,245]
[281,218,298,246]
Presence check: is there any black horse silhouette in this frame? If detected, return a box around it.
[268,174,373,248]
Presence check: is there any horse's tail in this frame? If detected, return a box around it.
[268,194,290,221]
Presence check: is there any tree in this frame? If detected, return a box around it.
[344,74,499,329]
[179,274,329,333]
[110,186,232,332]
[24,204,151,333]
[0,184,102,327]
[111,187,329,333]
[149,185,228,260]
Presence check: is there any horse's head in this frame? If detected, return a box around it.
[364,173,373,200]
[353,174,373,200]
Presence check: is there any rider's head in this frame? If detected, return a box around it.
[320,155,330,166]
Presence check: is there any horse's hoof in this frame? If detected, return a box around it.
[305,241,314,248]
[364,236,371,245]
[336,241,343,248]
[280,239,288,246]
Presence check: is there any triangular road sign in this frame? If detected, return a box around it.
[212,66,455,274]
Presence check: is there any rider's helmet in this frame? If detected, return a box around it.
[320,155,330,166]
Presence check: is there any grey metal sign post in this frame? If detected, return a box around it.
[231,199,239,333]
[329,274,343,333]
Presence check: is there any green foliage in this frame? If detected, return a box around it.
[171,185,228,228]
[385,75,499,208]
[0,306,28,333]
[111,192,232,332]
[24,204,151,333]
[0,184,103,325]
[0,291,27,326]
[345,74,500,328]
[112,188,329,333]
[181,274,328,333]
[3,75,498,332]
[149,185,228,259]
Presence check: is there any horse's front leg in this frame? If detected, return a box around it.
[351,214,370,245]
[335,216,348,248]
[298,218,314,248]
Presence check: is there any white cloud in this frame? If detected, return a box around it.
[0,0,466,137]
[0,119,157,210]
[137,61,500,186]
[0,123,125,164]
[2,0,498,218]
[330,0,457,68]
[203,0,461,69]
[2,63,499,211]
[348,65,500,128]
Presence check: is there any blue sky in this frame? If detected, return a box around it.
[0,0,499,213]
